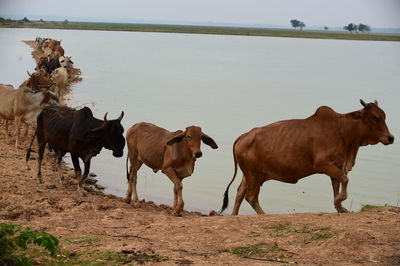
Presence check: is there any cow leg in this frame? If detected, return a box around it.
[162,168,184,216]
[14,117,21,148]
[244,174,265,215]
[22,122,29,145]
[77,159,91,190]
[316,162,348,213]
[82,159,91,181]
[331,176,349,213]
[126,160,143,205]
[71,155,82,179]
[56,152,65,187]
[36,140,46,184]
[4,120,11,144]
[232,175,247,215]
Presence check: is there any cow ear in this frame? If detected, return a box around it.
[201,133,218,149]
[374,100,379,106]
[167,130,185,145]
[360,99,368,108]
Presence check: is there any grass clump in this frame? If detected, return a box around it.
[121,249,169,264]
[219,242,279,258]
[303,232,339,243]
[0,223,59,266]
[360,204,380,212]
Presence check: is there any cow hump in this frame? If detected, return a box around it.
[313,106,337,119]
[77,106,94,118]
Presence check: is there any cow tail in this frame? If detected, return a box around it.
[26,127,38,170]
[126,153,130,181]
[219,136,241,214]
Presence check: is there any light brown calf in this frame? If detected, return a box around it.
[125,122,218,215]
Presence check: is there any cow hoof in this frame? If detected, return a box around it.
[337,207,348,213]
[173,211,183,217]
[125,198,131,204]
[132,201,141,208]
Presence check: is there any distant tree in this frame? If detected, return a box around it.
[344,23,356,33]
[40,19,44,22]
[291,19,305,30]
[290,19,301,30]
[63,19,69,24]
[324,26,329,31]
[22,17,30,22]
[358,24,371,32]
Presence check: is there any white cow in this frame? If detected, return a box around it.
[50,67,68,96]
[0,84,58,147]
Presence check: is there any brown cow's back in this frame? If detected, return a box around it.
[127,122,176,170]
[236,108,345,183]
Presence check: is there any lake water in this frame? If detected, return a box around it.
[1,28,399,215]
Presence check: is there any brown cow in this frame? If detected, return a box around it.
[125,122,218,215]
[21,71,54,91]
[220,100,394,215]
[42,40,61,51]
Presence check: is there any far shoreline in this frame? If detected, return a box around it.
[1,20,400,42]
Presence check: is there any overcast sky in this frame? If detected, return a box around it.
[1,0,399,28]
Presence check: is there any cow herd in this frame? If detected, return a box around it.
[0,38,75,148]
[1,37,395,217]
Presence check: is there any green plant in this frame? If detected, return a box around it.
[0,223,59,265]
[360,204,379,212]
[219,242,279,258]
[303,232,339,243]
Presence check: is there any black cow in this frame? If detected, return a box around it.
[36,57,61,76]
[26,105,125,188]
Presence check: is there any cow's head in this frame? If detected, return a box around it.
[26,71,54,91]
[167,126,218,158]
[36,56,49,73]
[359,99,394,146]
[59,56,67,67]
[88,112,125,157]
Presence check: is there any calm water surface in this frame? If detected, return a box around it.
[1,28,399,215]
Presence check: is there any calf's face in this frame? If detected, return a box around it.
[167,126,218,158]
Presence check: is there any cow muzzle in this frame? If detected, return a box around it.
[381,134,395,145]
[194,151,203,158]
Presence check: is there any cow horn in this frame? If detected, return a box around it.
[117,111,124,121]
[104,112,108,122]
[374,100,379,106]
[27,70,32,77]
[360,99,368,108]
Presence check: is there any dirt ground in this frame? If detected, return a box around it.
[0,40,399,265]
